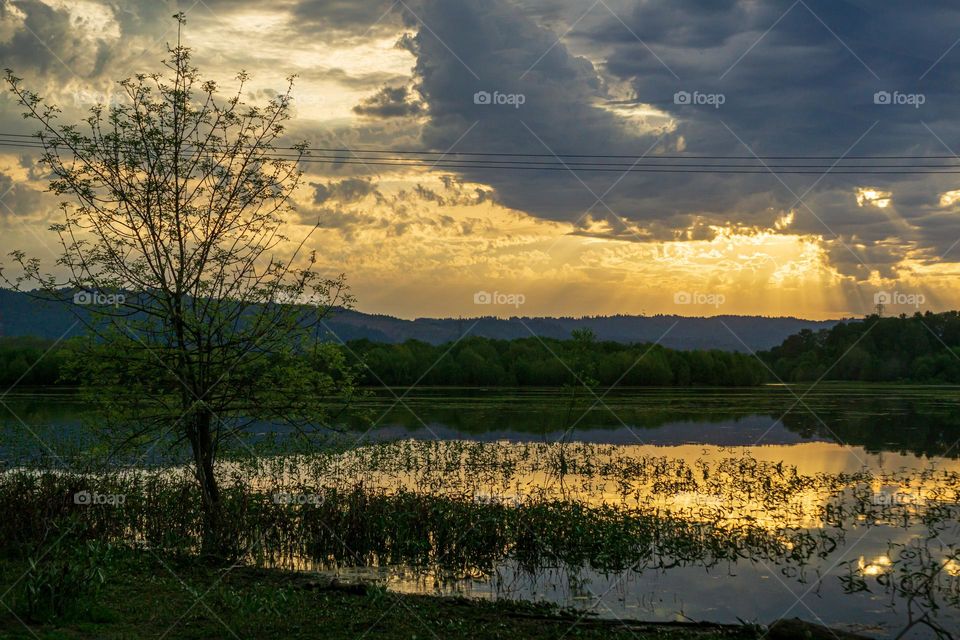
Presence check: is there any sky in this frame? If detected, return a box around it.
[1,0,960,320]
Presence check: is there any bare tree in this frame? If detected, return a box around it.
[2,14,358,557]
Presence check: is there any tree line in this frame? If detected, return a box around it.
[8,312,960,389]
[760,311,960,382]
[0,336,73,387]
[346,331,766,386]
[0,331,767,388]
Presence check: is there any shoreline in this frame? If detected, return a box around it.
[0,554,872,639]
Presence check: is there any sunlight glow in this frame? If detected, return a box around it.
[940,189,960,207]
[856,187,892,208]
[858,555,892,576]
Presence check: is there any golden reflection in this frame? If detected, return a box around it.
[944,559,960,576]
[858,555,892,576]
[233,440,960,536]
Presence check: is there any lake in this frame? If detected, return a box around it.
[3,384,960,638]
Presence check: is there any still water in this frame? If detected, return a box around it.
[3,384,960,637]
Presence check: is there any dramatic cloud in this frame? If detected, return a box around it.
[407,0,643,220]
[311,177,382,205]
[382,0,960,280]
[353,85,424,118]
[289,0,399,41]
[0,170,44,217]
[2,0,960,317]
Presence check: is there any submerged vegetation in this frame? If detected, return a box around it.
[3,440,960,636]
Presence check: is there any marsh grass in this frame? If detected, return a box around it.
[0,470,828,574]
[3,440,959,566]
[3,439,960,635]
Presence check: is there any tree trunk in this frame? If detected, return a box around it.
[188,408,230,561]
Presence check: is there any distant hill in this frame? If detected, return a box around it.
[0,289,840,352]
[326,311,842,352]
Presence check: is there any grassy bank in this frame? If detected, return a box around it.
[0,550,758,640]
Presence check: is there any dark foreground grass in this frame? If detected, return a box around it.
[0,551,757,640]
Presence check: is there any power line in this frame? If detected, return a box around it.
[7,138,960,168]
[7,140,960,170]
[2,132,960,174]
[1,131,955,160]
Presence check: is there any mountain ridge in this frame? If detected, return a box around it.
[0,289,842,352]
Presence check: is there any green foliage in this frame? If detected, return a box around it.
[3,22,359,557]
[0,337,77,386]
[346,335,767,387]
[0,332,769,389]
[762,312,960,382]
[16,534,116,622]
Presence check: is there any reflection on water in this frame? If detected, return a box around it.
[4,385,960,456]
[3,385,960,637]
[354,386,960,459]
[243,439,960,638]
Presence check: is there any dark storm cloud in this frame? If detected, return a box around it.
[393,0,960,276]
[353,85,424,118]
[400,0,801,243]
[311,177,381,205]
[616,0,960,267]
[0,171,44,217]
[400,0,774,230]
[0,0,183,138]
[290,0,400,40]
[0,0,110,79]
[0,0,183,82]
[404,0,639,220]
[4,0,960,279]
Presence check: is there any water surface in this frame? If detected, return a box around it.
[3,384,960,637]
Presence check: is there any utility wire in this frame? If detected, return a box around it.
[2,132,959,174]
[0,131,955,160]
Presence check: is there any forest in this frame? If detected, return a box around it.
[345,332,766,386]
[0,331,766,388]
[5,312,960,389]
[761,312,960,382]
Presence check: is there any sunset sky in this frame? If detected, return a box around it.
[2,0,960,319]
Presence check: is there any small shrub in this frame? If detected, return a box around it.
[18,538,116,622]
